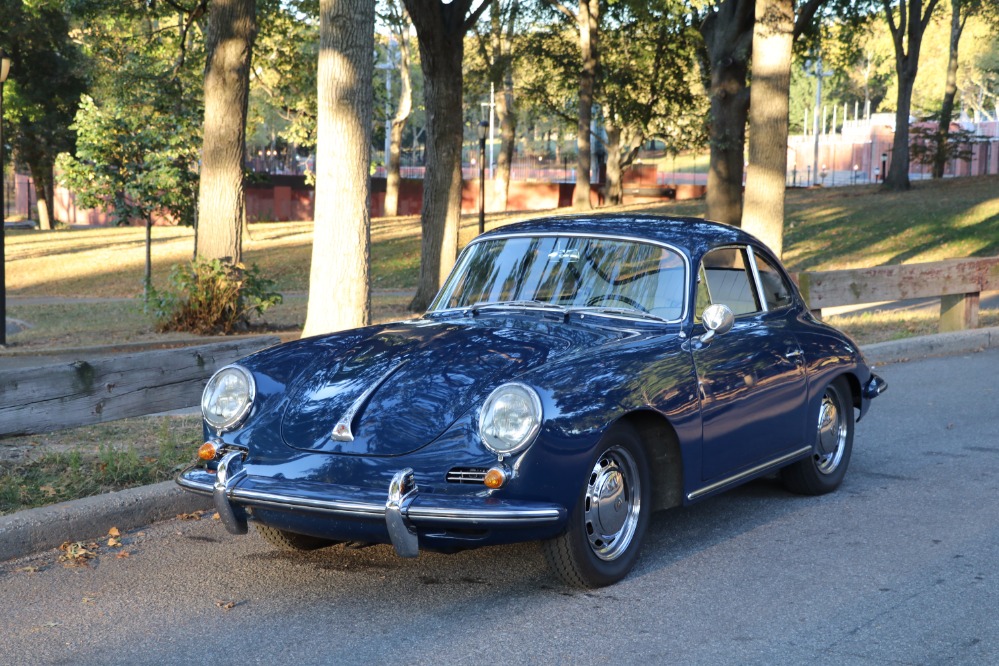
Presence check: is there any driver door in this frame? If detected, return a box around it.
[691,246,808,482]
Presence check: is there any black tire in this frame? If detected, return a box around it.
[255,524,337,551]
[781,376,854,495]
[543,422,651,588]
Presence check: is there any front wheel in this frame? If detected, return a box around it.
[781,376,854,495]
[543,423,651,588]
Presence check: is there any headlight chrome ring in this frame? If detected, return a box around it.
[478,382,543,458]
[202,365,256,433]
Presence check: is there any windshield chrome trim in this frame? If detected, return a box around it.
[429,231,690,324]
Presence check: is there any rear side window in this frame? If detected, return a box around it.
[754,253,794,310]
[696,247,761,318]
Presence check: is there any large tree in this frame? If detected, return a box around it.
[381,0,414,218]
[881,0,941,191]
[698,0,826,230]
[599,0,702,206]
[741,0,795,255]
[0,0,87,231]
[698,0,754,228]
[472,0,521,212]
[928,0,997,178]
[303,0,375,336]
[401,0,493,312]
[197,0,257,263]
[546,0,600,209]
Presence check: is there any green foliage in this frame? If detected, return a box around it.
[0,0,88,205]
[55,2,203,226]
[148,258,283,335]
[909,122,978,167]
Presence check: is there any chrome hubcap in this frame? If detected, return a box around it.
[815,388,847,475]
[584,446,641,561]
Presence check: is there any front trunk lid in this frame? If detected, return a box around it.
[278,317,624,456]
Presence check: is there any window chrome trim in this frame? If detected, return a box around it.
[746,245,769,313]
[429,231,691,324]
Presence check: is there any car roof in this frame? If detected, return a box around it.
[477,214,767,257]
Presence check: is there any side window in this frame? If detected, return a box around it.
[754,253,794,310]
[696,247,761,318]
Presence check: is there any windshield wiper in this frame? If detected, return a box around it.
[470,300,568,315]
[570,306,670,323]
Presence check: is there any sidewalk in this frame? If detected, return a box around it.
[2,326,998,563]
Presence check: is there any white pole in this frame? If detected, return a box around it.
[488,82,495,179]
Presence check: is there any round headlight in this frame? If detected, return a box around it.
[202,365,255,432]
[478,383,542,457]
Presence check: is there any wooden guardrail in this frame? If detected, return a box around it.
[794,257,999,332]
[0,336,280,439]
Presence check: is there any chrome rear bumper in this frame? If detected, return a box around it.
[177,455,564,557]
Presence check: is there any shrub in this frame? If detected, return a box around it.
[148,257,283,334]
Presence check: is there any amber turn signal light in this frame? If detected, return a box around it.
[483,467,507,489]
[198,442,219,461]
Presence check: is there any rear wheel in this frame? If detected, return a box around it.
[255,524,337,551]
[781,376,854,495]
[543,423,651,588]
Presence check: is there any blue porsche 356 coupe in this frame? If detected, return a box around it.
[178,214,886,587]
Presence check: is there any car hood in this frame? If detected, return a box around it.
[279,315,632,456]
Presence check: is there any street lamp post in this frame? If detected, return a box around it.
[477,121,487,235]
[1,51,10,347]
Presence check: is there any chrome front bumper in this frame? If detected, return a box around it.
[176,451,564,557]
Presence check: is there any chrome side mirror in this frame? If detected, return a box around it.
[699,304,734,344]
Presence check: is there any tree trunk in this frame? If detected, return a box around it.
[302,0,375,337]
[932,0,966,179]
[700,0,754,228]
[882,0,940,192]
[28,163,55,231]
[489,0,519,213]
[196,0,256,263]
[742,0,794,256]
[573,0,599,209]
[385,14,413,218]
[144,215,153,301]
[494,78,516,212]
[404,1,485,312]
[603,125,623,205]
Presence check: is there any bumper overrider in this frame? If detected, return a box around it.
[176,450,565,557]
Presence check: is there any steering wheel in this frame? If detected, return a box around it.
[585,294,649,313]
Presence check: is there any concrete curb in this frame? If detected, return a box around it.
[0,481,211,562]
[4,325,998,564]
[862,326,999,365]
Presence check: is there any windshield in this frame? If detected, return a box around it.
[430,235,686,321]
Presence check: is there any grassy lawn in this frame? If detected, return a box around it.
[2,175,997,513]
[0,415,200,517]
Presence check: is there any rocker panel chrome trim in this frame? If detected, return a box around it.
[686,446,812,502]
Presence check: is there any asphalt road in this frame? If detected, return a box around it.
[1,349,997,665]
